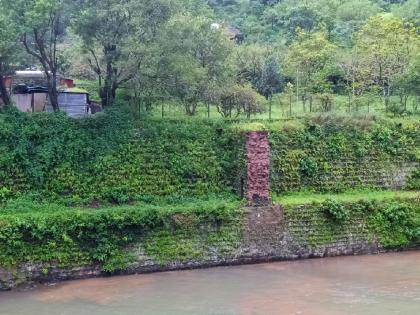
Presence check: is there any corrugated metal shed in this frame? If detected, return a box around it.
[46,92,89,118]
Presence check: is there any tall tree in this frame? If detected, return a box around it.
[256,55,283,99]
[284,29,337,111]
[161,14,234,115]
[73,0,136,107]
[0,5,17,106]
[354,15,419,109]
[332,0,382,46]
[73,0,181,107]
[9,0,68,111]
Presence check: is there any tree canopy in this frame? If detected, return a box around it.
[1,0,419,117]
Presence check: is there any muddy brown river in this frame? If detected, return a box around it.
[1,252,419,315]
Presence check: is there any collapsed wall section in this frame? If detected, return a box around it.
[246,131,270,206]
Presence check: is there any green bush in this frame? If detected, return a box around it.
[407,168,420,190]
[369,201,419,248]
[320,199,350,222]
[383,203,413,226]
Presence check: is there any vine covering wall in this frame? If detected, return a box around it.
[1,196,418,290]
[268,118,419,193]
[285,198,420,249]
[0,107,418,204]
[0,108,244,204]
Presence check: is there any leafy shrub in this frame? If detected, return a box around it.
[299,157,319,179]
[0,187,12,203]
[407,168,420,190]
[320,199,350,222]
[0,107,418,204]
[369,201,419,248]
[383,203,413,226]
[285,198,419,248]
[0,109,244,204]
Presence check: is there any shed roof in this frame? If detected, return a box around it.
[15,71,63,78]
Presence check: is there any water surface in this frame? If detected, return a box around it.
[1,252,419,315]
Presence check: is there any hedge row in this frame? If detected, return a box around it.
[1,196,418,274]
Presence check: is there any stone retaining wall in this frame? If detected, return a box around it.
[1,204,397,291]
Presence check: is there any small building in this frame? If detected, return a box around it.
[4,70,93,117]
[11,91,48,112]
[13,71,60,87]
[46,92,90,118]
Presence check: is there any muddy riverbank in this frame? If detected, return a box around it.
[1,251,419,315]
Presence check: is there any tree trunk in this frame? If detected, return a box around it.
[400,94,408,112]
[100,77,117,108]
[289,94,292,117]
[184,102,197,116]
[309,95,313,113]
[100,54,118,107]
[22,30,60,112]
[301,94,307,113]
[47,72,59,112]
[348,93,351,113]
[0,65,11,106]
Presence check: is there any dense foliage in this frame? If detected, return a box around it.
[1,0,419,116]
[1,194,418,276]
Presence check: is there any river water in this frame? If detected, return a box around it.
[1,252,419,315]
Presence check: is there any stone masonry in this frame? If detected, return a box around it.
[246,131,270,206]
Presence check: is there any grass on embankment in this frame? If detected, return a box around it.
[0,194,242,216]
[274,190,420,206]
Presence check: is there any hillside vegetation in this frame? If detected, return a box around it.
[0,107,418,206]
[0,0,419,117]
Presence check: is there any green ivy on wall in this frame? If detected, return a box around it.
[0,107,418,204]
[284,197,420,249]
[0,199,242,272]
[269,118,419,193]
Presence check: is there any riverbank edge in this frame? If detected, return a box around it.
[5,247,420,293]
[1,200,419,291]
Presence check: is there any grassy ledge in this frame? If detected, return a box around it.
[275,190,420,206]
